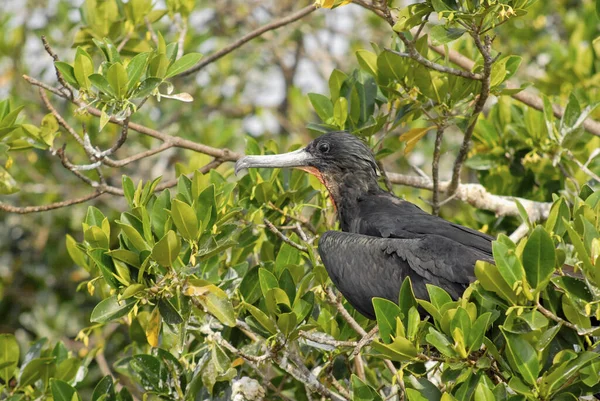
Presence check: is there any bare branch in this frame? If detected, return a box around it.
[509,222,529,243]
[41,35,74,99]
[431,124,446,215]
[325,287,368,337]
[38,87,85,147]
[0,191,105,214]
[263,218,308,252]
[387,172,551,221]
[447,34,493,196]
[178,5,317,77]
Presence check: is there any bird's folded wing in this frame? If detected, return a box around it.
[318,231,493,319]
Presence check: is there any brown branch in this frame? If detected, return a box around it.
[84,104,241,161]
[103,142,174,167]
[0,191,105,214]
[38,87,85,147]
[431,124,445,215]
[41,35,74,99]
[263,218,308,252]
[326,287,368,337]
[178,4,317,77]
[447,34,493,196]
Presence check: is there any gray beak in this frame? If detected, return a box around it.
[234,148,314,175]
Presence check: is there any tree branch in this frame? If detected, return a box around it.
[263,218,308,252]
[426,43,600,138]
[0,191,105,214]
[447,33,493,196]
[431,124,446,215]
[387,172,551,221]
[178,4,317,77]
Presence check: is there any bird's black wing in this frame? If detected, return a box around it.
[355,195,494,257]
[318,231,493,319]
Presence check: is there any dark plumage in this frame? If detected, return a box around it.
[235,131,494,319]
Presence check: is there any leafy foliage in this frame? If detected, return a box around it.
[1,0,600,400]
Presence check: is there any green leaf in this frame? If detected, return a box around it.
[277,312,297,337]
[426,285,452,310]
[392,3,433,32]
[0,166,19,195]
[356,49,377,77]
[90,295,136,323]
[84,226,109,249]
[541,351,599,397]
[522,226,556,291]
[151,230,181,267]
[258,268,279,297]
[333,97,348,128]
[245,303,277,334]
[51,379,79,401]
[352,374,383,401]
[66,234,88,270]
[92,376,115,401]
[73,48,94,91]
[107,62,128,99]
[475,260,518,304]
[54,62,79,87]
[308,93,334,122]
[560,93,581,137]
[373,297,401,344]
[186,284,236,327]
[329,69,347,101]
[132,77,161,98]
[493,239,525,288]
[89,73,116,96]
[398,277,418,323]
[171,199,199,240]
[165,53,203,78]
[126,52,150,91]
[502,330,539,386]
[239,266,262,304]
[0,334,19,383]
[474,382,495,401]
[430,25,465,45]
[115,221,150,251]
[158,298,183,324]
[468,312,491,353]
[425,327,457,357]
[372,336,418,362]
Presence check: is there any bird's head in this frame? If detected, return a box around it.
[235,131,380,205]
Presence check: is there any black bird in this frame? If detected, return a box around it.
[235,131,494,319]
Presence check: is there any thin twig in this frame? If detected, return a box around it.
[41,35,73,99]
[431,124,446,215]
[0,191,105,214]
[325,287,367,336]
[263,218,308,252]
[447,33,493,196]
[299,331,358,348]
[385,47,482,81]
[39,88,85,147]
[178,5,317,77]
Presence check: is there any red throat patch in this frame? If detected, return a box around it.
[295,166,337,210]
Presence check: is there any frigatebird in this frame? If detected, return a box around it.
[235,131,494,319]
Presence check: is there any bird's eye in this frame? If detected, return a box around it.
[318,142,330,153]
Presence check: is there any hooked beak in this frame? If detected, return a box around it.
[234,148,314,175]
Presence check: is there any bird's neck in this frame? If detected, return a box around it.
[326,171,383,231]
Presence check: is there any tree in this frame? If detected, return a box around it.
[0,0,599,400]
